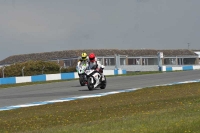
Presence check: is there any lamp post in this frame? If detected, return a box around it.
[188,43,190,49]
[42,66,45,74]
[2,66,5,78]
[60,66,63,73]
[22,66,25,76]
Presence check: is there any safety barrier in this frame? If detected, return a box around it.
[160,65,200,72]
[0,69,126,85]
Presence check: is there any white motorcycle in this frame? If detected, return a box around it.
[85,65,107,91]
[77,64,88,86]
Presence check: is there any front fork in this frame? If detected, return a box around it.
[90,76,94,84]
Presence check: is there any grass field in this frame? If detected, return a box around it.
[0,82,199,133]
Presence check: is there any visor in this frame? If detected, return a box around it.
[82,56,87,60]
[89,57,95,62]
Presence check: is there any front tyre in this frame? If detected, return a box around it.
[79,75,85,86]
[87,76,95,91]
[100,76,107,89]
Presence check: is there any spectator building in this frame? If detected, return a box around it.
[0,49,199,71]
[193,50,200,64]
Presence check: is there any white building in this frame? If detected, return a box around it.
[194,51,200,64]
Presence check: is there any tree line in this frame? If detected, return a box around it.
[0,60,76,78]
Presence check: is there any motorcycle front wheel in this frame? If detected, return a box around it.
[79,75,85,86]
[87,76,95,91]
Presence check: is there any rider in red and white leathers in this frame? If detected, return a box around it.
[87,53,105,81]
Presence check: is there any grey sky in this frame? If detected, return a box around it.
[0,0,200,60]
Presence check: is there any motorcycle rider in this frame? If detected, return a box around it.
[87,52,105,81]
[76,52,88,77]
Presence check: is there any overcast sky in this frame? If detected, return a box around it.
[0,0,200,60]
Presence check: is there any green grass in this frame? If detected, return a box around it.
[0,82,200,133]
[125,71,162,76]
[0,71,161,89]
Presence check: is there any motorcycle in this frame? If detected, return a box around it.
[85,65,107,91]
[77,64,88,86]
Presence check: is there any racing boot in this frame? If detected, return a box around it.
[101,73,105,81]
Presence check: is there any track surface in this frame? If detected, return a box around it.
[0,70,200,108]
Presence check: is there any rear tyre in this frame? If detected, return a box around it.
[100,76,107,89]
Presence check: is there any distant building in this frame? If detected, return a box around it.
[193,51,200,64]
[0,49,199,71]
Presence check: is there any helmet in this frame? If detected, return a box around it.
[81,52,87,60]
[89,53,95,62]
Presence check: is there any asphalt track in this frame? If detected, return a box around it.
[0,70,200,108]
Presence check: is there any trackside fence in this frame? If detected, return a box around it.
[160,65,200,72]
[0,69,126,85]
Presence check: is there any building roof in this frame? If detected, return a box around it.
[0,49,197,65]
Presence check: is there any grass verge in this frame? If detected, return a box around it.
[0,82,199,133]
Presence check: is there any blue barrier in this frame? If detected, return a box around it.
[0,77,16,85]
[122,69,126,74]
[61,73,75,80]
[0,69,127,85]
[166,67,173,71]
[31,75,46,82]
[114,69,118,75]
[161,65,200,72]
[183,66,193,70]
